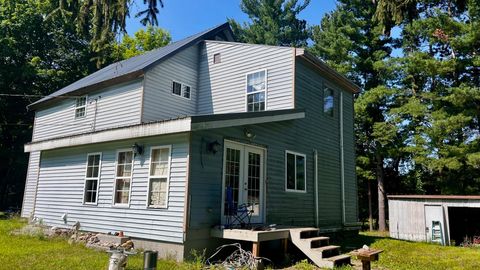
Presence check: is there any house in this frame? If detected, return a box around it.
[389,195,480,246]
[21,23,360,262]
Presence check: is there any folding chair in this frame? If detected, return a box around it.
[225,186,253,229]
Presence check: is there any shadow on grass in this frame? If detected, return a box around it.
[331,231,389,252]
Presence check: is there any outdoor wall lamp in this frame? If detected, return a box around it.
[132,143,144,156]
[244,128,256,139]
[207,140,221,154]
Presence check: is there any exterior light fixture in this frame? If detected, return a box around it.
[244,128,256,139]
[207,140,221,154]
[132,143,144,156]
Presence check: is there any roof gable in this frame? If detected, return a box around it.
[29,23,234,110]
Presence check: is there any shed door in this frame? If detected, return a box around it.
[425,205,445,244]
[222,141,265,225]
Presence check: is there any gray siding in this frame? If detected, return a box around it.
[197,41,295,114]
[342,91,358,224]
[186,58,357,236]
[21,151,41,218]
[143,45,199,122]
[32,80,143,141]
[33,134,189,243]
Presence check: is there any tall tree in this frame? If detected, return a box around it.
[386,0,480,195]
[310,0,397,231]
[229,0,311,47]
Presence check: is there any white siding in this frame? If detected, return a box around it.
[21,151,41,218]
[142,45,199,122]
[32,80,143,141]
[197,41,295,114]
[33,134,189,243]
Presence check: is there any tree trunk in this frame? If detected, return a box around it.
[368,179,373,231]
[376,152,386,231]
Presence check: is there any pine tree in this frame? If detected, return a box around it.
[229,0,311,47]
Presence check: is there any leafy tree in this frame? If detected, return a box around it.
[229,0,311,47]
[0,0,170,210]
[114,25,171,59]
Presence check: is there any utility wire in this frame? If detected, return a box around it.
[0,93,83,98]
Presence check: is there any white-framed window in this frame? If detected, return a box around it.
[113,150,134,206]
[75,95,87,118]
[246,70,267,112]
[147,146,171,208]
[285,151,306,192]
[172,81,191,99]
[83,153,101,204]
[323,87,334,116]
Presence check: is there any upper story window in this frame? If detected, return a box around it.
[213,53,221,64]
[75,96,87,118]
[246,70,267,112]
[323,87,334,117]
[148,146,171,208]
[83,153,101,204]
[285,151,306,192]
[114,150,134,206]
[172,81,191,99]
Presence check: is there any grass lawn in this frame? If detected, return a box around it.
[2,218,480,269]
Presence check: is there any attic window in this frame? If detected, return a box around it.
[213,53,221,64]
[75,96,87,119]
[172,81,191,99]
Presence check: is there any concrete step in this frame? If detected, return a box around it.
[326,254,351,267]
[312,245,341,258]
[303,236,330,248]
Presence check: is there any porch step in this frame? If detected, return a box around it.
[304,236,330,248]
[326,254,352,267]
[289,228,351,269]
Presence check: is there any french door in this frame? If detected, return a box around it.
[222,140,265,224]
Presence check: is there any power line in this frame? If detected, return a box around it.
[0,93,83,98]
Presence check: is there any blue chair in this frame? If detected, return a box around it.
[225,186,253,229]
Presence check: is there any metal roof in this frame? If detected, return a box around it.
[28,22,233,110]
[388,195,480,200]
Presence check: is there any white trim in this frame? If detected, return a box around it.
[146,145,172,209]
[112,149,134,207]
[245,69,268,112]
[25,118,191,152]
[285,150,307,193]
[340,91,346,225]
[171,80,192,100]
[221,140,267,224]
[74,95,88,119]
[82,152,102,205]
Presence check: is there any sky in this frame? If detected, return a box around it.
[126,0,338,40]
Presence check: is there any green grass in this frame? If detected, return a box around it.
[0,219,202,270]
[3,219,480,270]
[336,231,480,270]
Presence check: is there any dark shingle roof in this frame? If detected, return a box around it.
[29,22,233,110]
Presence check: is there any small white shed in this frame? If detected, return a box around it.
[388,195,480,246]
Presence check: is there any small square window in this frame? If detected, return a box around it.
[172,81,182,96]
[182,85,191,99]
[213,53,221,64]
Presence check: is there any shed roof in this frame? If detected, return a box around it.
[28,23,233,110]
[388,195,480,200]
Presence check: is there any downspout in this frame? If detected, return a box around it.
[314,149,319,228]
[340,91,346,225]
